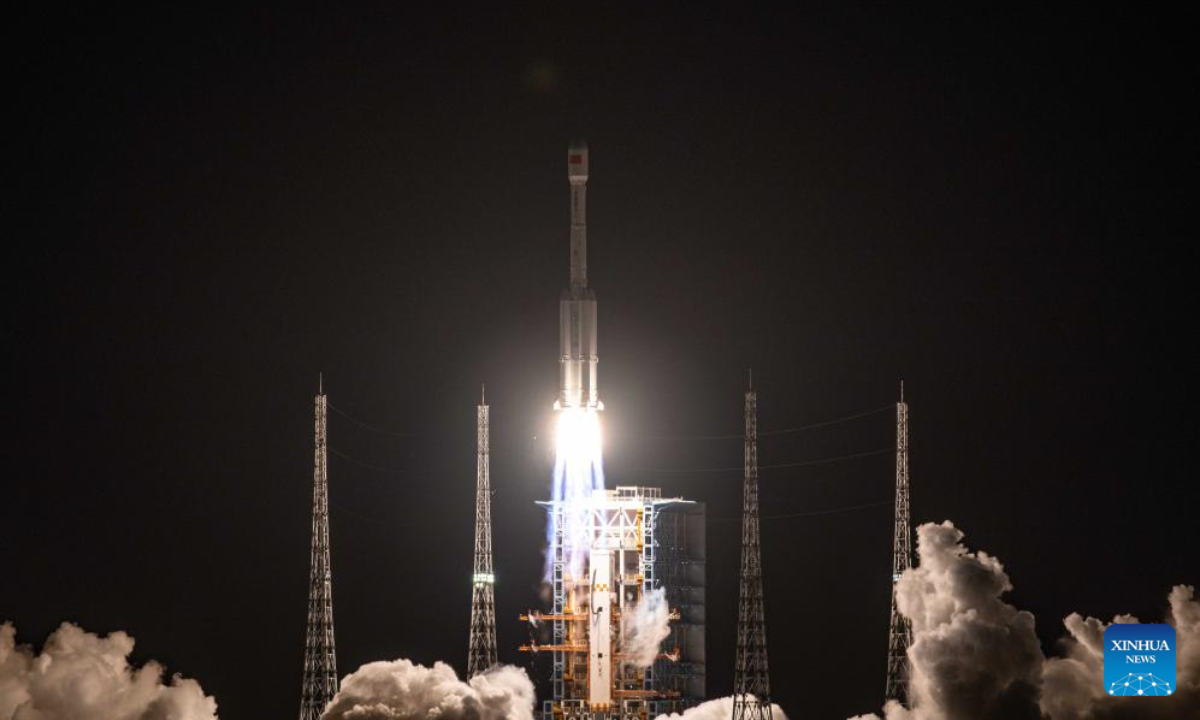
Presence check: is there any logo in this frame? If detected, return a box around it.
[1104,623,1175,696]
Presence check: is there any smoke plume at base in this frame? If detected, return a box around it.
[848,521,1199,720]
[654,695,788,720]
[0,622,218,720]
[322,658,535,720]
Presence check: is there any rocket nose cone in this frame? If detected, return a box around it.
[568,140,589,180]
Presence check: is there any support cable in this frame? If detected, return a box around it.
[327,445,443,477]
[327,401,426,437]
[625,446,895,475]
[641,403,893,440]
[330,398,891,442]
[710,498,892,522]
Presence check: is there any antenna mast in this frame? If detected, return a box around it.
[300,379,338,720]
[468,386,498,676]
[885,383,913,705]
[733,383,772,720]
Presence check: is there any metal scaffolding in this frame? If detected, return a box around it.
[885,383,913,705]
[527,486,704,720]
[299,377,338,720]
[469,386,499,676]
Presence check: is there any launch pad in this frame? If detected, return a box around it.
[522,486,705,720]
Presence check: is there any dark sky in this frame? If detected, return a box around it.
[6,4,1194,720]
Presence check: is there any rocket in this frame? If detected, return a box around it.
[557,140,602,412]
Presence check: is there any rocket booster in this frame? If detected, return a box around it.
[558,141,601,411]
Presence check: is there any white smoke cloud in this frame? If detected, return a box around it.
[1038,611,1137,720]
[1039,583,1200,720]
[0,621,218,720]
[894,520,1045,720]
[849,521,1200,720]
[654,695,788,720]
[620,588,672,668]
[322,659,535,720]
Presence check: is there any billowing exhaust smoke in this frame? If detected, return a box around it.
[620,588,672,668]
[654,695,788,720]
[848,521,1199,720]
[1040,582,1199,719]
[0,622,218,720]
[322,658,535,720]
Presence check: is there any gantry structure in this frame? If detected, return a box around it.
[524,486,705,720]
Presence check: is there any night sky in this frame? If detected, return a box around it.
[6,5,1195,720]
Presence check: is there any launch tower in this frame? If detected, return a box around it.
[524,487,706,720]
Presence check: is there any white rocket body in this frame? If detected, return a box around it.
[588,544,613,707]
[558,141,601,411]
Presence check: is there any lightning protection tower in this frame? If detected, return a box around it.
[733,379,772,720]
[885,382,913,705]
[468,385,498,676]
[300,376,338,720]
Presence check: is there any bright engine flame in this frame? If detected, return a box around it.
[555,409,604,475]
[553,408,605,504]
[546,407,605,579]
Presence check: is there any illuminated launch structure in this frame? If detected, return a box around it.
[299,377,338,720]
[885,383,913,705]
[468,386,498,677]
[522,144,705,720]
[525,488,706,720]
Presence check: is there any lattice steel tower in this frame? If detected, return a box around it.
[885,382,913,705]
[300,376,338,720]
[733,380,772,720]
[468,385,498,676]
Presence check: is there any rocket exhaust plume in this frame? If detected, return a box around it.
[553,408,604,505]
[546,141,605,580]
